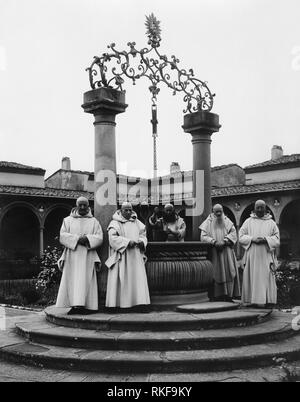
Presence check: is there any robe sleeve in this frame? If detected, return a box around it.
[177,218,186,241]
[59,218,79,250]
[239,219,252,250]
[149,215,156,226]
[138,221,148,249]
[265,221,280,251]
[200,219,215,244]
[225,222,237,245]
[108,221,130,254]
[86,219,103,250]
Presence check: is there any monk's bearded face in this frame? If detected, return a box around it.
[213,208,224,224]
[77,201,89,216]
[121,207,133,220]
[255,204,266,218]
[163,209,176,223]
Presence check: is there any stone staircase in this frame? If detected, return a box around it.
[0,302,299,376]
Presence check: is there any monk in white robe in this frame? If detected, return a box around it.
[105,202,150,308]
[239,200,280,307]
[200,204,240,301]
[56,197,103,314]
[149,204,186,242]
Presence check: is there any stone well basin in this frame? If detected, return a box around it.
[145,241,213,296]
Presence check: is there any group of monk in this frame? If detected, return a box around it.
[55,197,279,314]
[200,201,279,308]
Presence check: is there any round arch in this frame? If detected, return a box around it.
[44,205,71,249]
[240,202,275,227]
[279,199,300,259]
[222,206,236,227]
[0,201,40,227]
[0,204,40,260]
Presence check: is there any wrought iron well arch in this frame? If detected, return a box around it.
[86,13,215,114]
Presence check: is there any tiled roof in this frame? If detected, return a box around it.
[0,180,299,200]
[0,185,93,199]
[45,169,93,181]
[211,163,242,172]
[156,171,193,181]
[211,180,300,197]
[157,164,241,181]
[65,169,93,175]
[46,170,148,182]
[0,161,45,173]
[245,154,300,170]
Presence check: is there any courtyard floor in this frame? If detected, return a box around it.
[0,307,299,382]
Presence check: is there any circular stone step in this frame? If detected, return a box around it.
[1,333,300,374]
[16,312,295,351]
[176,302,240,314]
[45,306,272,331]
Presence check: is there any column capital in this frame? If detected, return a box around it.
[82,87,128,117]
[182,110,221,136]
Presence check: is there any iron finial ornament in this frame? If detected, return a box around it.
[145,13,162,48]
[86,14,215,113]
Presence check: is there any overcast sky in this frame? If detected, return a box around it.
[0,0,299,179]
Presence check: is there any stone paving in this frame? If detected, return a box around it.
[0,307,299,382]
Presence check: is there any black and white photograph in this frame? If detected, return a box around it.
[0,0,300,386]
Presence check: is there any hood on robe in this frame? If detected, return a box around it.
[162,212,182,223]
[200,213,233,231]
[205,213,232,224]
[70,207,93,218]
[250,212,273,220]
[112,210,138,223]
[206,212,227,221]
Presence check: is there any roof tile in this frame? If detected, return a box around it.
[0,180,299,200]
[245,154,300,170]
[0,161,45,172]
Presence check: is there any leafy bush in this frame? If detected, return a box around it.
[275,260,300,308]
[0,261,41,280]
[20,289,41,304]
[3,294,25,306]
[0,279,38,306]
[36,245,63,294]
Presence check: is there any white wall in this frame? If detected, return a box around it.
[246,167,300,185]
[0,172,44,188]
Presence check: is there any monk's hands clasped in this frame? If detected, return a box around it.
[215,240,225,251]
[128,240,137,248]
[137,241,145,251]
[128,240,145,251]
[77,235,89,247]
[252,237,267,245]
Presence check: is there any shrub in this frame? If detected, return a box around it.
[275,260,300,308]
[36,245,63,294]
[3,294,25,306]
[20,289,41,305]
[0,261,41,280]
[0,279,37,305]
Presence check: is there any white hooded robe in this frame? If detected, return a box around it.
[239,213,280,305]
[105,211,150,308]
[56,209,103,310]
[200,214,241,298]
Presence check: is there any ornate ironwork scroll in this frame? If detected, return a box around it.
[86,14,215,113]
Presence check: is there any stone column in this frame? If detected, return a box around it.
[82,87,127,297]
[236,225,241,260]
[39,226,44,258]
[183,111,221,240]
